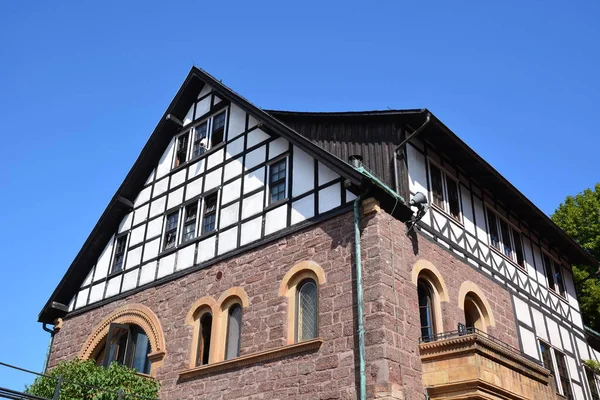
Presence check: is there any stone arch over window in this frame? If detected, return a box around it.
[458,281,495,333]
[79,304,166,376]
[411,260,448,338]
[216,287,250,361]
[279,261,326,344]
[185,296,218,367]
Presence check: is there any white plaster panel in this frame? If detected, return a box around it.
[213,95,221,105]
[318,162,338,186]
[319,183,341,214]
[226,136,244,160]
[156,138,175,179]
[222,178,241,204]
[146,217,163,240]
[167,187,184,210]
[472,197,487,243]
[240,217,262,246]
[560,326,573,352]
[269,137,288,159]
[564,270,578,308]
[149,197,166,218]
[248,115,258,130]
[567,355,579,382]
[170,169,187,189]
[157,254,175,279]
[228,104,246,139]
[129,225,145,247]
[245,145,266,170]
[88,283,105,304]
[244,167,265,194]
[145,170,155,185]
[198,84,212,99]
[143,238,160,262]
[135,187,151,207]
[138,262,157,286]
[153,177,169,198]
[265,204,287,236]
[291,194,315,225]
[133,204,149,225]
[93,235,114,282]
[195,97,211,119]
[207,148,224,170]
[532,244,547,285]
[188,159,205,178]
[519,326,539,360]
[183,104,194,126]
[572,383,584,400]
[546,317,562,348]
[532,308,548,341]
[513,295,532,327]
[176,245,196,271]
[118,212,133,234]
[197,236,216,263]
[247,128,270,148]
[68,298,74,312]
[105,275,122,298]
[218,227,238,255]
[121,270,138,292]
[522,236,537,278]
[346,190,357,202]
[292,147,314,197]
[572,310,584,330]
[224,157,243,182]
[204,168,222,191]
[577,338,590,360]
[460,187,475,236]
[125,246,142,270]
[185,177,203,201]
[242,192,264,219]
[75,288,89,309]
[220,202,239,228]
[83,269,93,286]
[407,144,427,195]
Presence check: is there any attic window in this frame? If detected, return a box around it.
[182,202,198,243]
[268,158,287,204]
[211,111,226,147]
[174,134,189,167]
[163,211,179,250]
[202,194,218,235]
[192,122,208,158]
[428,162,461,221]
[111,235,128,274]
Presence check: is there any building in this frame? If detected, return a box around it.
[40,67,600,399]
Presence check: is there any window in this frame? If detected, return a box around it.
[98,323,151,374]
[268,158,287,204]
[418,279,435,342]
[202,194,218,235]
[486,209,525,268]
[429,162,461,220]
[163,211,179,250]
[543,253,566,297]
[182,203,198,243]
[225,305,242,360]
[192,122,208,158]
[586,366,600,400]
[539,341,555,374]
[196,313,212,366]
[211,111,226,147]
[175,134,189,167]
[111,235,127,274]
[296,279,318,342]
[555,351,574,399]
[464,295,484,331]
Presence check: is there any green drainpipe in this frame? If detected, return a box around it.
[353,193,367,400]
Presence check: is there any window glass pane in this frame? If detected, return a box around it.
[225,305,242,360]
[193,122,208,158]
[202,195,217,235]
[539,342,554,374]
[131,328,151,375]
[512,228,525,267]
[175,134,188,166]
[418,280,434,342]
[498,218,513,258]
[111,236,127,273]
[166,212,179,231]
[555,264,566,297]
[487,212,500,249]
[429,164,444,208]
[104,325,129,368]
[446,177,460,219]
[543,254,556,291]
[269,159,287,204]
[211,112,226,147]
[555,351,573,399]
[197,314,212,366]
[586,367,600,400]
[297,280,318,342]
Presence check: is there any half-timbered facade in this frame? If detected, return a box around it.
[40,68,599,400]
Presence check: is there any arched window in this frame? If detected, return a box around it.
[95,324,151,374]
[196,313,213,366]
[418,279,436,342]
[464,295,485,332]
[296,279,318,342]
[225,304,242,360]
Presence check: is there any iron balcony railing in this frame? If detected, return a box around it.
[0,361,158,400]
[419,324,544,367]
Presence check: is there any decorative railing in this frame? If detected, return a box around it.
[0,361,157,400]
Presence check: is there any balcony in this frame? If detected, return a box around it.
[419,328,560,400]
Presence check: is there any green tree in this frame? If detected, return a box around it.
[552,183,600,331]
[26,359,160,400]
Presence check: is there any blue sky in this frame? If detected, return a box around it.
[0,0,598,391]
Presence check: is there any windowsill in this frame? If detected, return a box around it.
[489,245,528,274]
[170,142,226,174]
[178,338,323,380]
[264,198,288,212]
[548,287,568,301]
[430,203,464,227]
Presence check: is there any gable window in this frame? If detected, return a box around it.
[296,279,318,342]
[225,304,242,360]
[428,162,461,220]
[97,323,151,375]
[268,158,287,204]
[211,111,226,147]
[182,202,198,243]
[192,122,208,158]
[202,194,218,235]
[111,235,128,274]
[486,209,525,268]
[418,279,435,342]
[196,313,212,366]
[586,366,600,400]
[543,253,566,297]
[163,211,179,250]
[174,134,189,167]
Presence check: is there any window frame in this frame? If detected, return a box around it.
[295,278,319,343]
[542,251,567,298]
[427,159,462,223]
[266,156,289,206]
[224,304,243,360]
[181,200,200,244]
[110,234,129,275]
[538,339,573,398]
[485,207,526,270]
[417,279,436,342]
[100,323,151,375]
[585,365,600,400]
[162,210,181,251]
[200,192,219,236]
[196,312,213,367]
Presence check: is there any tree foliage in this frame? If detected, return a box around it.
[552,183,600,331]
[26,359,160,400]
